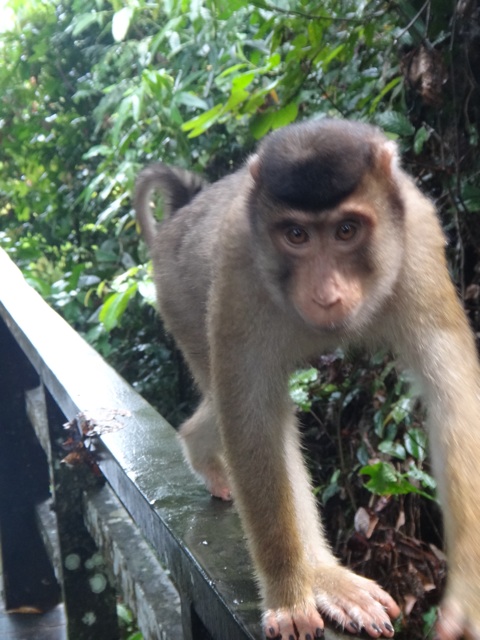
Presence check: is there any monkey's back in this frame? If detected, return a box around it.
[150,168,252,385]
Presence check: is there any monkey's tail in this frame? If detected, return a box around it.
[134,163,207,248]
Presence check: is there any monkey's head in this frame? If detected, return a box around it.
[247,119,406,333]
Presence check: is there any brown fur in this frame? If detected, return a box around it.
[134,119,480,640]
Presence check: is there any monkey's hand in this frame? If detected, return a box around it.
[263,565,400,639]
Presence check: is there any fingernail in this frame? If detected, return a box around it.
[385,622,394,632]
[306,635,312,640]
[315,628,324,638]
[268,629,276,638]
[349,621,359,631]
[372,623,381,632]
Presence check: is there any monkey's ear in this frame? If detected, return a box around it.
[248,154,261,183]
[377,139,400,178]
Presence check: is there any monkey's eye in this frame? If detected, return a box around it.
[335,221,358,241]
[285,226,309,245]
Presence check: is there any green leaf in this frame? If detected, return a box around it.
[404,428,427,462]
[212,0,246,19]
[389,396,414,425]
[407,463,436,492]
[174,92,209,110]
[378,441,406,460]
[270,103,299,130]
[112,7,134,42]
[413,126,430,154]
[461,184,480,210]
[289,387,312,412]
[137,280,157,306]
[322,481,340,504]
[71,12,103,37]
[266,53,281,69]
[289,368,318,411]
[116,602,133,624]
[232,72,256,91]
[224,87,249,110]
[290,368,319,386]
[360,461,422,496]
[308,21,324,48]
[217,63,250,79]
[360,461,398,494]
[356,442,370,466]
[375,111,415,137]
[385,422,398,441]
[25,275,52,297]
[422,606,439,637]
[82,145,112,160]
[250,112,275,139]
[320,44,345,67]
[99,284,138,331]
[369,77,402,113]
[313,42,345,66]
[373,410,385,438]
[181,104,224,137]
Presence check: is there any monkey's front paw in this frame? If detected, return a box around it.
[260,567,400,640]
[262,601,324,640]
[435,594,480,640]
[313,566,400,638]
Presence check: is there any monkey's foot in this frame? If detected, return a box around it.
[195,461,232,501]
[178,432,232,499]
[262,566,400,640]
[263,601,324,640]
[313,566,400,637]
[435,594,480,640]
[205,472,232,501]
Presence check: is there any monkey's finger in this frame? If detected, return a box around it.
[262,606,324,640]
[315,592,395,638]
[291,608,325,640]
[369,587,401,620]
[262,608,290,638]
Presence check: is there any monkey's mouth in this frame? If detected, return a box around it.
[300,311,356,335]
[296,301,362,334]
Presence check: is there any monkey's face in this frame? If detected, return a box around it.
[268,207,375,331]
[247,119,406,333]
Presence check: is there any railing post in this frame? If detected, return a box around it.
[44,390,120,640]
[0,319,60,612]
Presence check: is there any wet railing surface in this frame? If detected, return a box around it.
[0,248,345,640]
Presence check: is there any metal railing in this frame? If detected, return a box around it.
[0,247,262,640]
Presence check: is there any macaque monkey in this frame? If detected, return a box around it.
[134,119,480,640]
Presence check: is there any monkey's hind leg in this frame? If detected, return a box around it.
[178,396,232,501]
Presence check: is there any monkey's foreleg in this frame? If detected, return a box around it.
[178,395,232,501]
[212,339,399,639]
[404,322,480,640]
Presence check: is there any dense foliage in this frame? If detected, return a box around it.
[1,1,479,638]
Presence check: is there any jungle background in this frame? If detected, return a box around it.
[1,1,480,638]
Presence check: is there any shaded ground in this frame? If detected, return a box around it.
[0,556,66,640]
